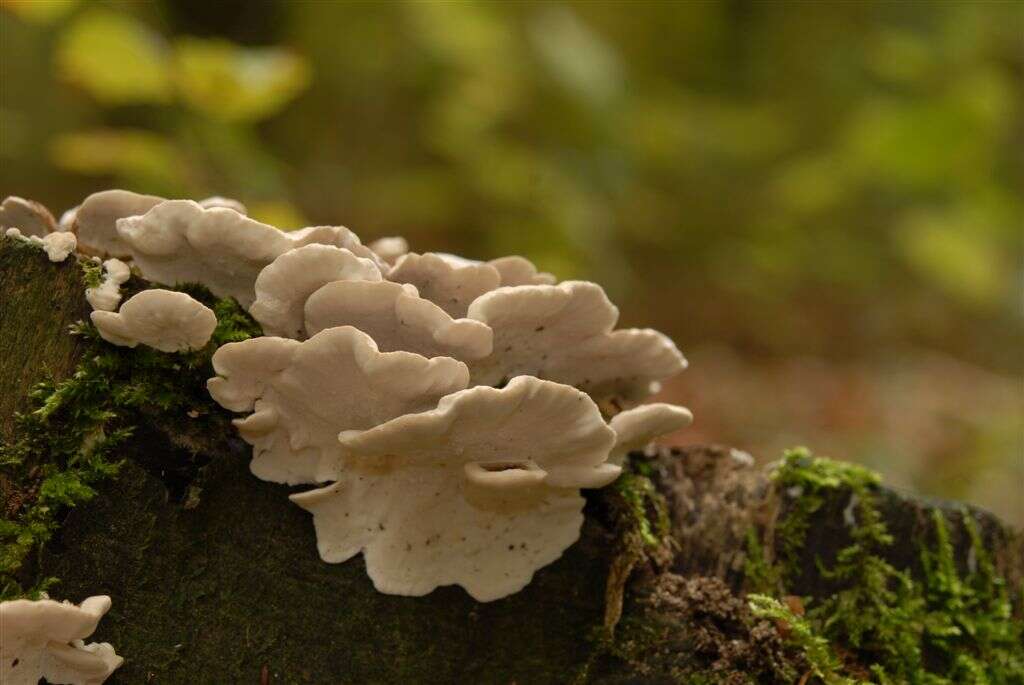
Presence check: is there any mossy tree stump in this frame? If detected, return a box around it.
[2,235,1021,683]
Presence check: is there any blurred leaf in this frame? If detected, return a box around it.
[772,156,847,215]
[247,200,307,230]
[172,38,311,122]
[529,7,623,105]
[896,209,1007,307]
[49,129,186,192]
[2,0,79,24]
[54,9,171,104]
[865,29,934,83]
[842,98,990,190]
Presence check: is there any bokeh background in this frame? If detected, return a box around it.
[1,0,1021,524]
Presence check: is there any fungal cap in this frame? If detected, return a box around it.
[91,289,217,352]
[489,255,556,286]
[388,252,502,318]
[466,280,686,400]
[0,196,57,238]
[368,236,409,265]
[85,259,132,312]
[198,195,247,214]
[303,279,493,360]
[116,200,381,307]
[289,377,619,602]
[73,189,164,257]
[608,403,693,465]
[37,232,78,262]
[250,244,383,338]
[208,326,470,484]
[338,375,618,482]
[0,595,123,685]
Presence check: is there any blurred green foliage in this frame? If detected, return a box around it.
[0,0,1020,519]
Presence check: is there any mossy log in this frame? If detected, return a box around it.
[1,234,1021,683]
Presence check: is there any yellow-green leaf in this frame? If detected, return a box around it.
[2,0,80,24]
[54,9,171,105]
[172,38,311,122]
[246,200,307,231]
[49,128,183,185]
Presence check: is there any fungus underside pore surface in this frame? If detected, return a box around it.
[2,234,1022,683]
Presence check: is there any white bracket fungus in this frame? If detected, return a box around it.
[388,252,502,318]
[466,280,686,402]
[303,280,493,361]
[368,236,409,265]
[489,255,556,286]
[116,200,383,307]
[0,196,58,238]
[27,232,78,263]
[91,289,217,352]
[0,595,123,685]
[207,326,469,484]
[608,403,693,465]
[72,189,165,257]
[290,376,620,602]
[249,244,383,338]
[85,259,132,312]
[198,195,247,214]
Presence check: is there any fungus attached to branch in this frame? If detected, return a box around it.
[249,244,383,338]
[304,279,493,361]
[489,255,556,286]
[91,289,217,352]
[85,259,131,312]
[290,376,620,602]
[607,403,693,465]
[72,189,165,257]
[368,236,409,265]
[0,196,58,238]
[198,196,247,214]
[30,232,78,262]
[0,595,123,685]
[207,326,470,484]
[466,280,686,403]
[116,200,383,308]
[388,252,502,318]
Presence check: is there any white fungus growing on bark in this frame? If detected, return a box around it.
[207,326,470,484]
[0,196,58,238]
[249,244,383,339]
[0,595,123,685]
[72,189,165,257]
[116,200,384,307]
[303,279,493,361]
[466,280,686,402]
[388,252,502,318]
[291,376,620,602]
[19,188,692,603]
[91,289,217,352]
[85,259,132,312]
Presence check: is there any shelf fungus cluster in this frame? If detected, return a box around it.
[2,191,693,605]
[0,595,123,685]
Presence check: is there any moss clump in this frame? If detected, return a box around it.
[0,285,259,599]
[746,447,1024,683]
[80,258,103,289]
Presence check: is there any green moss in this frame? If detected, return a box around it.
[0,285,260,599]
[612,463,672,551]
[748,594,851,684]
[80,258,103,289]
[746,448,1024,684]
